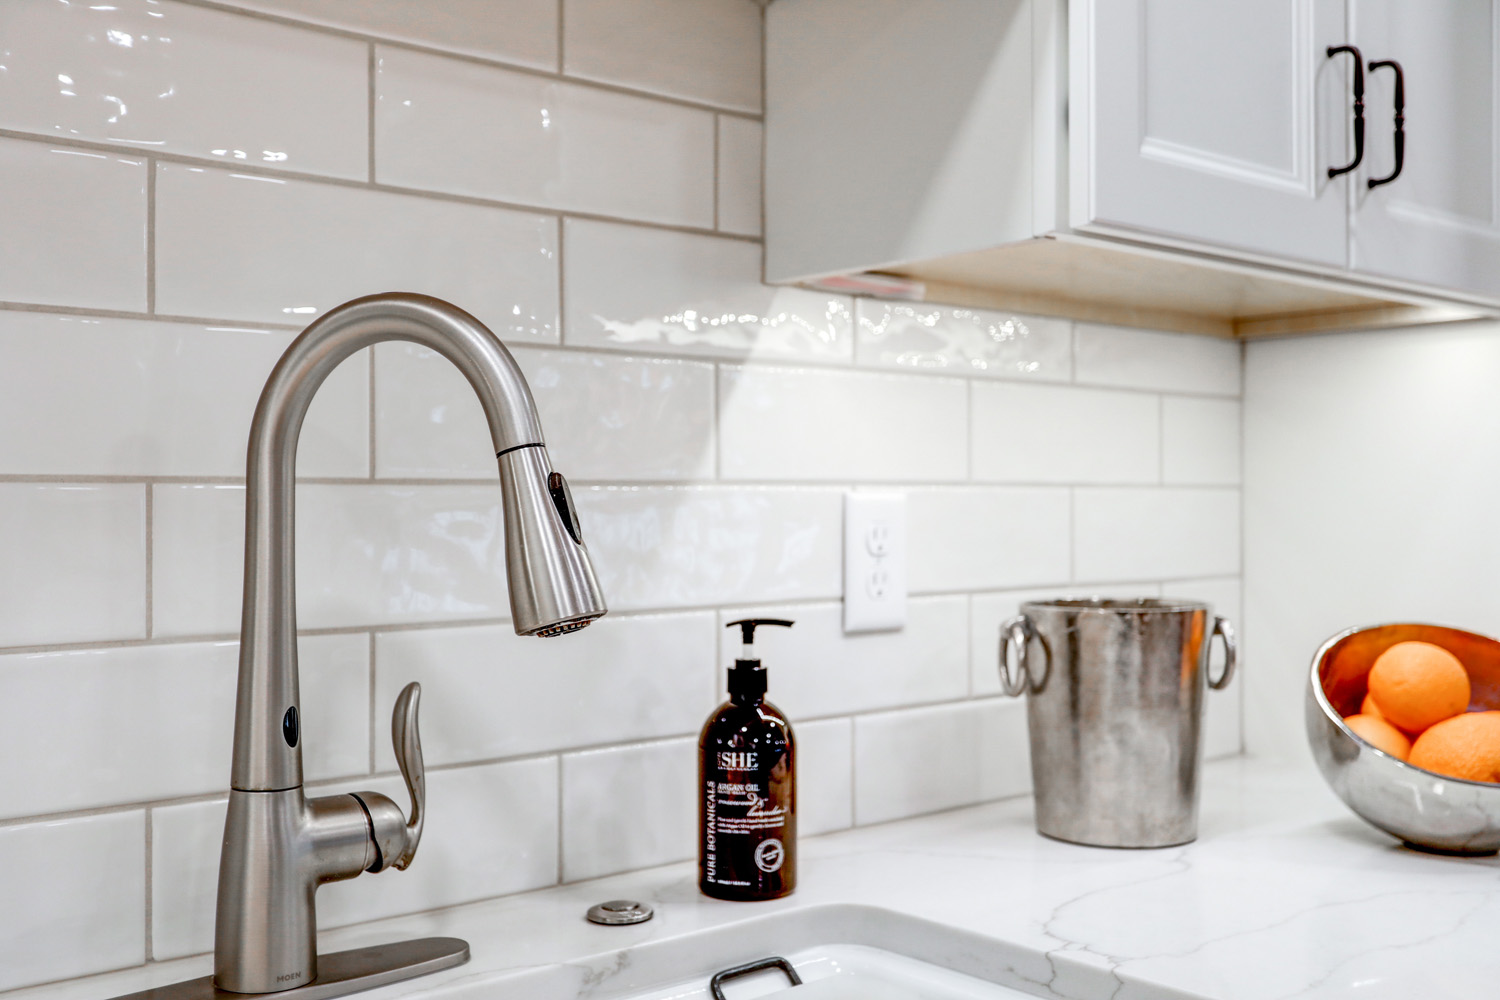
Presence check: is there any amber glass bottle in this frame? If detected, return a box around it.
[699,618,796,901]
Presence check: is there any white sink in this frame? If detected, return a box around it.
[418,904,1179,1000]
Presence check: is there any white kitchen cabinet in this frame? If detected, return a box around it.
[766,0,1499,337]
[1076,0,1348,267]
[1349,1,1500,298]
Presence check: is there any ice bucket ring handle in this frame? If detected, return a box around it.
[1208,615,1238,690]
[998,615,1045,697]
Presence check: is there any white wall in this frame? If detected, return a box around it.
[1244,320,1500,760]
[0,0,1242,992]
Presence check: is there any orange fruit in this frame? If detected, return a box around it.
[1360,692,1385,720]
[1367,641,1470,733]
[1409,711,1500,782]
[1343,713,1412,761]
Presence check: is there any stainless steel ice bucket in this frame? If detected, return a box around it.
[999,598,1237,848]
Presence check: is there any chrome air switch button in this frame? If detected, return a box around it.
[586,900,653,925]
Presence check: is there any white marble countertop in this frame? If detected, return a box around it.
[26,757,1500,1000]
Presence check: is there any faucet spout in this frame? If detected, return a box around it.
[215,293,606,995]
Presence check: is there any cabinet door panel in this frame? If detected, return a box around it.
[1351,0,1500,298]
[1077,0,1347,266]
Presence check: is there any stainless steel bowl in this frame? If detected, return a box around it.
[1307,622,1500,854]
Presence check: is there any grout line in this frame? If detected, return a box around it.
[143,808,154,961]
[145,159,157,315]
[0,130,763,246]
[0,299,303,330]
[713,114,721,232]
[367,43,378,184]
[368,632,378,774]
[163,0,762,121]
[555,753,565,885]
[367,347,378,479]
[144,485,154,639]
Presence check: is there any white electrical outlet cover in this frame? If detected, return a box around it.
[843,492,907,633]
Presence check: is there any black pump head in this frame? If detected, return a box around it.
[728,618,794,644]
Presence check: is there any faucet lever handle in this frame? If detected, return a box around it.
[391,681,425,870]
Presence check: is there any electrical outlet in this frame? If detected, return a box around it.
[844,492,907,633]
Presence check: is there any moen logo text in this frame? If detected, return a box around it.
[718,751,757,770]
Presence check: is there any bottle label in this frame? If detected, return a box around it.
[700,752,794,893]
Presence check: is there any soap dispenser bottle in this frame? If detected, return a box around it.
[699,618,796,901]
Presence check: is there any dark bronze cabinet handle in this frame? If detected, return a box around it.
[1327,44,1365,178]
[1367,58,1405,188]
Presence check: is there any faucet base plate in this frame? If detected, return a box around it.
[110,937,470,1000]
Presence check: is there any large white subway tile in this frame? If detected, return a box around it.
[572,486,843,611]
[0,812,145,991]
[712,599,968,719]
[1075,324,1242,396]
[717,116,763,237]
[1074,488,1241,583]
[969,584,1164,697]
[564,219,853,362]
[373,344,715,481]
[1163,396,1242,486]
[1163,576,1243,760]
[0,484,144,647]
[376,47,714,227]
[908,488,1071,593]
[0,313,366,477]
[0,140,146,310]
[561,738,695,881]
[971,382,1159,484]
[374,612,715,767]
[0,635,368,820]
[217,0,558,68]
[563,0,761,112]
[155,163,558,341]
[852,699,1030,826]
[856,301,1072,381]
[153,484,527,637]
[152,758,558,959]
[796,717,853,836]
[719,366,966,481]
[0,0,366,178]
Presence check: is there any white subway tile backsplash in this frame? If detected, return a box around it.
[563,0,762,112]
[0,313,366,478]
[853,699,1030,825]
[908,488,1071,593]
[856,301,1072,381]
[1075,324,1242,396]
[0,812,145,992]
[1162,396,1242,486]
[0,635,367,820]
[151,758,558,959]
[971,382,1159,484]
[713,599,969,719]
[1074,488,1241,582]
[153,484,523,636]
[0,140,146,311]
[573,486,843,611]
[968,584,1164,697]
[0,0,367,179]
[717,117,763,237]
[218,0,559,68]
[796,717,854,836]
[374,612,715,767]
[564,219,853,361]
[719,367,967,481]
[0,484,144,647]
[376,47,714,227]
[374,344,716,481]
[562,738,696,881]
[154,163,559,341]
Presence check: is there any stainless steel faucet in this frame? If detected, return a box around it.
[118,294,606,1000]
